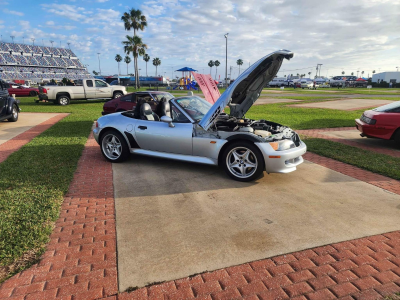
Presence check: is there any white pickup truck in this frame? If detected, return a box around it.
[38,79,127,105]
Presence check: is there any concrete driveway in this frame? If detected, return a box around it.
[0,112,61,145]
[113,156,400,291]
[288,99,395,111]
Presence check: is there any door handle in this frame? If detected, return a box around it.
[138,126,147,130]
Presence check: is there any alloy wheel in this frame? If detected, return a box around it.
[102,134,122,160]
[226,146,258,179]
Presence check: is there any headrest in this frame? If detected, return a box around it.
[141,102,153,115]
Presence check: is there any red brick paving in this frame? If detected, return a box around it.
[1,132,400,299]
[0,113,69,163]
[297,127,400,158]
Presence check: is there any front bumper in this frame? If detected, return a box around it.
[255,141,307,174]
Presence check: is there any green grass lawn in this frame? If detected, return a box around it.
[0,94,397,282]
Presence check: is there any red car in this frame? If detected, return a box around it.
[355,101,400,146]
[102,91,174,115]
[4,82,39,97]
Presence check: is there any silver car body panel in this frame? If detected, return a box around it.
[131,149,218,165]
[199,49,294,131]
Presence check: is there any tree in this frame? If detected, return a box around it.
[115,54,122,83]
[214,60,220,80]
[372,70,376,74]
[124,56,131,75]
[236,59,243,75]
[208,60,214,75]
[351,72,354,75]
[122,35,147,86]
[342,71,345,75]
[92,70,99,76]
[121,8,147,88]
[153,57,161,76]
[361,71,364,77]
[143,54,150,77]
[308,72,311,77]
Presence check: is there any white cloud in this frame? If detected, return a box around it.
[3,8,24,16]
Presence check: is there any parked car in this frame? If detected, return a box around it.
[3,82,39,97]
[38,79,127,105]
[0,80,20,122]
[110,80,120,85]
[93,50,307,182]
[355,101,400,147]
[102,91,174,115]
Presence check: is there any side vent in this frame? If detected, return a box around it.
[124,132,140,148]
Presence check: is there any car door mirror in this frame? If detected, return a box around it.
[161,116,175,128]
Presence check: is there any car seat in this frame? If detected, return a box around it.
[133,99,146,119]
[156,98,171,118]
[140,102,160,121]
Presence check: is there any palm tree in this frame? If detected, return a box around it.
[361,71,364,78]
[122,35,147,88]
[143,54,150,76]
[342,71,345,75]
[236,59,243,75]
[124,56,131,75]
[115,54,122,83]
[153,57,161,76]
[372,70,376,74]
[121,8,147,88]
[208,60,214,75]
[308,72,311,77]
[214,60,220,80]
[351,72,354,76]
[92,70,98,76]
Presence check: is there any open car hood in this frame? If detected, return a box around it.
[199,50,293,131]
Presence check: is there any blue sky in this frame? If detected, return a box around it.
[1,0,399,79]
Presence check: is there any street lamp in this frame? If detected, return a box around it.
[31,38,35,46]
[317,64,322,77]
[50,40,54,47]
[397,67,399,72]
[97,53,101,76]
[224,33,229,87]
[10,36,15,43]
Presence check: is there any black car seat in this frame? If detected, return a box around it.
[140,102,159,121]
[133,98,146,119]
[156,98,171,118]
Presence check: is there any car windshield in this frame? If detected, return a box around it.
[373,101,400,112]
[175,96,212,121]
[152,93,174,102]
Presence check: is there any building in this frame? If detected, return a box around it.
[371,72,400,84]
[0,42,91,83]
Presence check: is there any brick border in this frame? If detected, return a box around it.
[298,127,400,158]
[1,133,400,300]
[0,113,69,164]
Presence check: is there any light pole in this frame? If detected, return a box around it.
[50,40,54,47]
[317,64,322,77]
[22,36,25,44]
[224,33,229,87]
[97,53,101,76]
[10,36,15,43]
[31,38,35,46]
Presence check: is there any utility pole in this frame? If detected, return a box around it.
[224,33,229,87]
[97,53,101,76]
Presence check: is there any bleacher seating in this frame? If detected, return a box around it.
[0,42,91,81]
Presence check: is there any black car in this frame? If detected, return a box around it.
[0,80,20,122]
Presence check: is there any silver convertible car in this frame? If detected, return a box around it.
[93,50,307,181]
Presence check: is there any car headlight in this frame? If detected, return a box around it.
[269,140,296,151]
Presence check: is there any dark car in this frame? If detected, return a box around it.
[355,101,400,147]
[5,82,40,97]
[0,80,20,122]
[102,91,174,115]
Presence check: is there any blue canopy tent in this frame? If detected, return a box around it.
[175,67,198,79]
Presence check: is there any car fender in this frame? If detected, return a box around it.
[6,96,20,115]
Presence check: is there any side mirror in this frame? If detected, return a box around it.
[161,115,175,128]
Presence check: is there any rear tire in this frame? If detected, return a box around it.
[394,129,400,148]
[57,95,70,106]
[222,141,264,182]
[29,91,37,96]
[113,92,123,99]
[100,130,130,162]
[7,104,18,122]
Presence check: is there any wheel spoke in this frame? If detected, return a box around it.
[232,150,241,162]
[229,162,240,169]
[239,164,246,175]
[245,161,256,168]
[243,150,251,161]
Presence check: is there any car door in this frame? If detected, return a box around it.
[84,80,97,98]
[95,80,112,98]
[134,111,193,155]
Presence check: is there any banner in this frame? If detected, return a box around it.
[191,72,221,104]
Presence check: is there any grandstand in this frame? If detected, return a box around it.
[0,42,92,82]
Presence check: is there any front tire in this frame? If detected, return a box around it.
[222,141,264,182]
[100,130,130,162]
[57,95,70,106]
[7,104,18,122]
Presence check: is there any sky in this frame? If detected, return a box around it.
[0,0,399,80]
